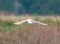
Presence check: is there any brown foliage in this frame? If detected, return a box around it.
[0,25,60,44]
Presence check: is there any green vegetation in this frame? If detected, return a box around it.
[0,15,60,32]
[0,20,14,32]
[0,0,60,14]
[0,16,60,44]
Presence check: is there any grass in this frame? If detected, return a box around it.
[0,18,57,32]
[0,20,14,32]
[0,15,60,44]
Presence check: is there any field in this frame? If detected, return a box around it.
[0,15,60,44]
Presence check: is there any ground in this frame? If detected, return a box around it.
[0,15,60,44]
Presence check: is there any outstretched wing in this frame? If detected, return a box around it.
[14,20,28,25]
[33,20,48,25]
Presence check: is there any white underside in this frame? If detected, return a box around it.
[14,19,48,25]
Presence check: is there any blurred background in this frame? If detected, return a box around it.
[0,0,60,44]
[0,0,60,15]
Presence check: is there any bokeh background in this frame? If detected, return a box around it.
[0,0,60,44]
[0,0,60,15]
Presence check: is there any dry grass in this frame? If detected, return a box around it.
[0,15,60,44]
[0,25,60,44]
